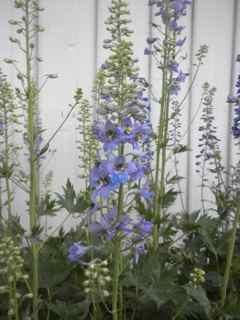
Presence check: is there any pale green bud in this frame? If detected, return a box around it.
[102,290,110,297]
[23,293,33,299]
[102,268,109,274]
[104,276,111,282]
[83,280,90,286]
[0,286,8,293]
[101,260,108,266]
[98,278,106,286]
[8,309,14,316]
[85,270,91,277]
[84,287,91,294]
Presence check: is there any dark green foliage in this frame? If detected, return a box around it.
[48,300,90,320]
[56,179,91,214]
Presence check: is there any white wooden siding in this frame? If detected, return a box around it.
[0,0,239,227]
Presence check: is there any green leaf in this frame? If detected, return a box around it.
[39,193,58,216]
[56,179,76,213]
[166,174,184,185]
[48,300,90,320]
[172,144,191,154]
[158,188,179,208]
[135,199,154,220]
[56,179,91,214]
[187,286,211,316]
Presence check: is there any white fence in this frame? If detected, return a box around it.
[0,0,239,227]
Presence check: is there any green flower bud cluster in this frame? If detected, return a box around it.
[76,97,98,185]
[83,259,111,298]
[189,267,206,288]
[0,236,28,286]
[0,236,32,318]
[0,69,21,218]
[97,0,144,118]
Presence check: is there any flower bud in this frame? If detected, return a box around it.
[4,59,14,64]
[84,287,91,294]
[8,19,18,25]
[101,260,108,266]
[104,276,111,282]
[89,263,95,270]
[23,293,33,299]
[98,277,106,286]
[0,286,8,293]
[84,270,91,277]
[8,310,14,316]
[102,268,109,274]
[83,280,90,286]
[102,290,110,297]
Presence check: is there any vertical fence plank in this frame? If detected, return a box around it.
[188,0,235,212]
[38,0,96,229]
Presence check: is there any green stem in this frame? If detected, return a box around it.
[172,301,188,320]
[3,101,13,219]
[112,142,124,320]
[220,205,240,308]
[112,240,121,320]
[153,5,170,250]
[13,280,19,320]
[0,178,2,218]
[24,1,39,319]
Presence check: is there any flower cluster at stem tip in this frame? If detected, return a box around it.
[227,58,240,139]
[68,0,154,265]
[189,267,206,288]
[145,0,192,96]
[83,259,111,298]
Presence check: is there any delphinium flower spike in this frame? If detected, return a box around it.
[147,0,193,249]
[195,83,223,213]
[68,1,154,319]
[227,59,240,141]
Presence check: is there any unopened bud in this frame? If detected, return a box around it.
[102,268,109,274]
[101,260,108,266]
[102,290,110,297]
[4,58,14,64]
[83,280,90,286]
[0,286,8,293]
[23,293,33,299]
[84,287,90,294]
[8,309,14,316]
[104,276,111,282]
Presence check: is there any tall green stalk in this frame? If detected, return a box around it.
[24,1,39,318]
[100,1,132,317]
[8,1,42,317]
[0,179,2,218]
[152,4,171,250]
[3,100,13,219]
[220,205,240,308]
[113,145,125,320]
[151,0,196,250]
